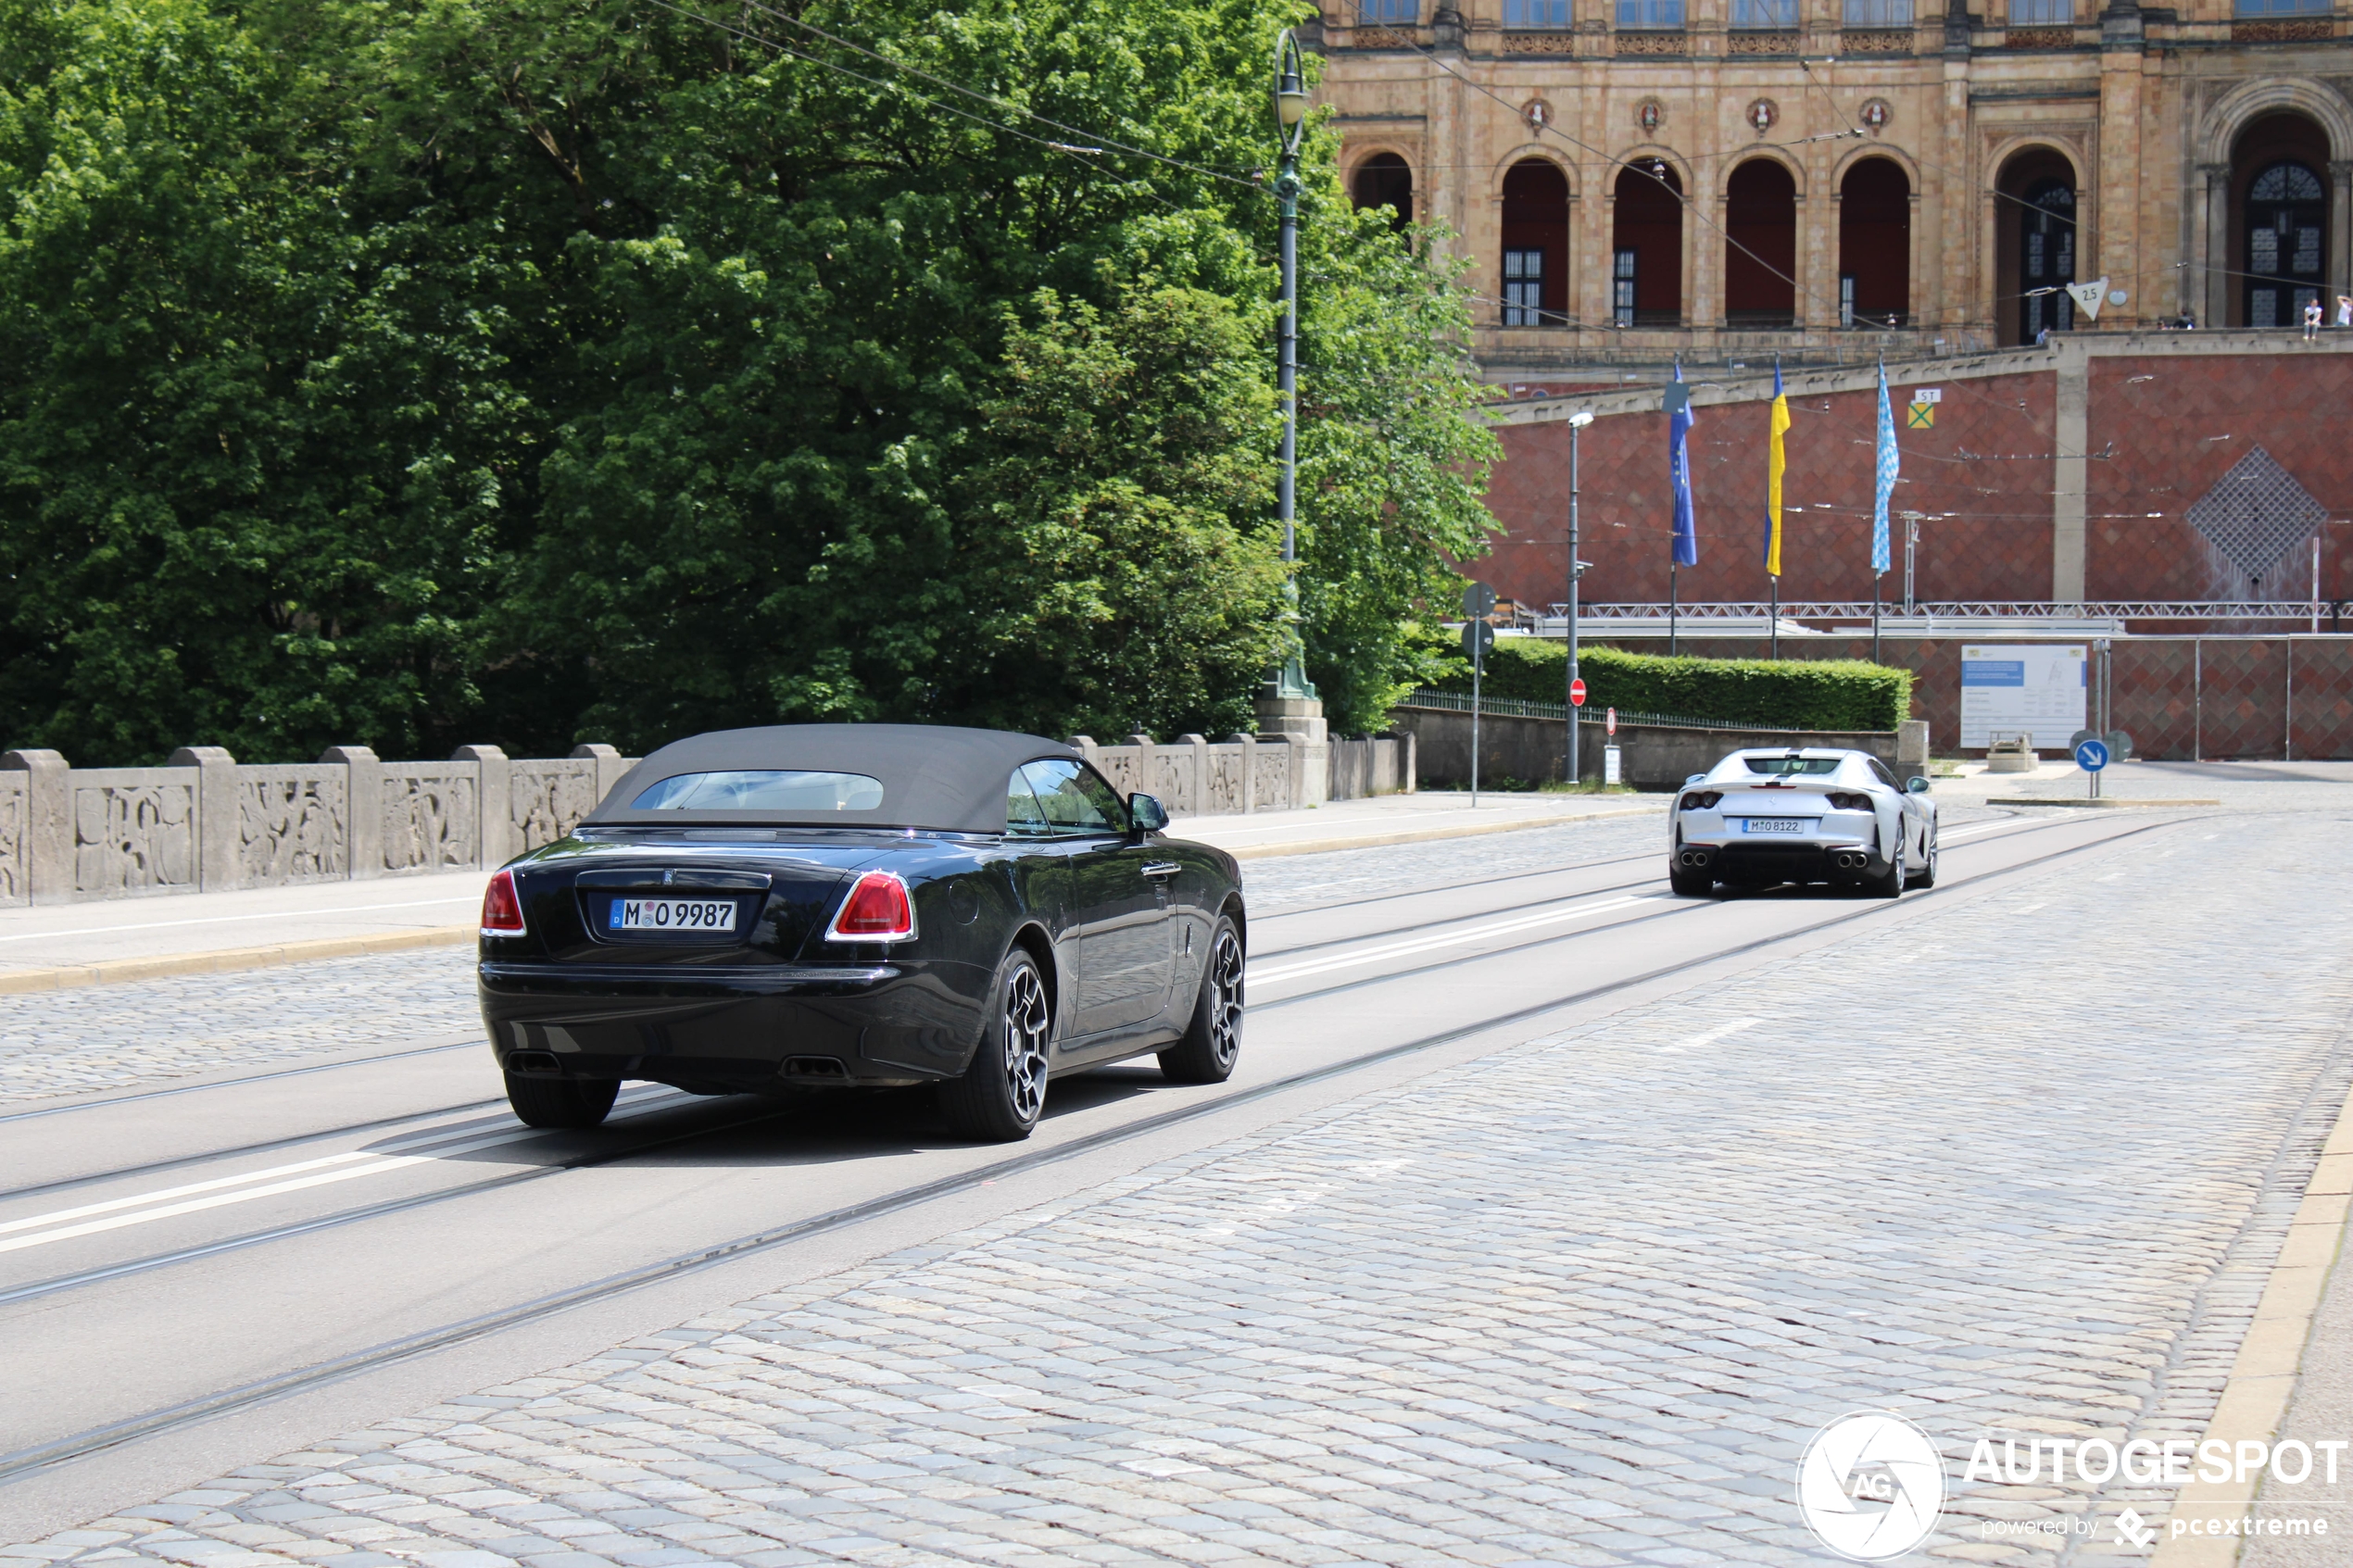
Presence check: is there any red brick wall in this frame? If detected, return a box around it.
[1482,372,2057,609]
[2087,357,2353,600]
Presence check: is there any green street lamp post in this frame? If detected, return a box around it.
[1265,31,1317,705]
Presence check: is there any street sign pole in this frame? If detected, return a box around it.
[2075,735,2109,799]
[1462,583,1496,808]
[1567,415,1583,788]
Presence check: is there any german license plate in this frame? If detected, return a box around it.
[1740,818,1810,834]
[608,897,736,934]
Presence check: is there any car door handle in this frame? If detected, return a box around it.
[1140,862,1180,878]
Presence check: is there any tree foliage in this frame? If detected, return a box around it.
[0,0,1497,763]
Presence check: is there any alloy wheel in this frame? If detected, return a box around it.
[1001,965,1051,1123]
[1206,927,1244,1071]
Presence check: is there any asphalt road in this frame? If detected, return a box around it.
[0,805,2176,1539]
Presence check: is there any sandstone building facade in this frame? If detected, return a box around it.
[1308,0,2353,374]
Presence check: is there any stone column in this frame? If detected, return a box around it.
[570,743,630,808]
[451,745,510,869]
[4,750,70,906]
[169,746,240,893]
[2051,339,2089,602]
[1126,734,1157,803]
[318,746,382,881]
[2331,161,2352,298]
[1176,734,1208,817]
[2202,163,2231,327]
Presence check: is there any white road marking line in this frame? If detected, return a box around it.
[1248,895,1658,985]
[0,894,479,944]
[1659,1017,1761,1054]
[0,1088,681,1253]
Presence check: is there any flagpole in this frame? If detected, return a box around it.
[1770,577,1779,660]
[1872,573,1881,663]
[1670,565,1679,656]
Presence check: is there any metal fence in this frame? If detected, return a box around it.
[1406,688,1752,730]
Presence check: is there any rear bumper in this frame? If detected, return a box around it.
[477,960,989,1091]
[1672,840,1892,884]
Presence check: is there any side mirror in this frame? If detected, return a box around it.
[1906,776,1931,794]
[1129,793,1170,834]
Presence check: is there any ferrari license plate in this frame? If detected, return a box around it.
[609,897,736,934]
[1740,818,1811,834]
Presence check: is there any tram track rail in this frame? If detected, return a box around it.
[0,806,2185,1487]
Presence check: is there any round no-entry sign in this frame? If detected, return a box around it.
[1569,678,1588,708]
[1605,706,1618,736]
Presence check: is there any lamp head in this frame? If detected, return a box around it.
[1567,410,1595,428]
[1277,67,1307,127]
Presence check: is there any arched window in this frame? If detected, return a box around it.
[1612,163,1683,327]
[1501,160,1570,325]
[1352,153,1413,232]
[2020,180,2075,342]
[1839,157,1910,329]
[2246,161,2324,327]
[1723,160,1795,326]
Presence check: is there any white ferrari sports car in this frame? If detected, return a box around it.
[1667,747,1938,897]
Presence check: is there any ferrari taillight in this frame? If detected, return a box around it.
[480,869,527,936]
[827,871,917,943]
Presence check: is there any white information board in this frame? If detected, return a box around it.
[1960,644,2086,748]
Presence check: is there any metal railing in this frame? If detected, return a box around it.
[1404,688,1753,730]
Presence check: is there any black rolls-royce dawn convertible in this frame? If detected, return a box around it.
[477,724,1246,1142]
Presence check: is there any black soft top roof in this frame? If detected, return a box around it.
[587,723,1079,834]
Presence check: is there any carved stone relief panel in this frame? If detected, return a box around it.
[1253,746,1291,809]
[1205,749,1248,814]
[1153,752,1195,814]
[382,769,479,872]
[75,781,196,894]
[240,770,347,885]
[1096,747,1146,799]
[0,777,25,903]
[511,761,598,851]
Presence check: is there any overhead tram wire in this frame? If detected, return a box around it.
[730,0,1264,190]
[637,0,1212,215]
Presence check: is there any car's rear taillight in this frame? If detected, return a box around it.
[1825,792,1874,810]
[1680,791,1722,810]
[826,871,917,943]
[481,869,527,937]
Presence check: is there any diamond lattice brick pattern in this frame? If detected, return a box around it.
[2184,445,2329,582]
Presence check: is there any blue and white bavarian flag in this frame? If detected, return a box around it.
[1871,358,1897,576]
[1669,360,1699,567]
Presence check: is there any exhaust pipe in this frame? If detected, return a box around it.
[506,1049,561,1074]
[1831,851,1868,871]
[1678,849,1711,868]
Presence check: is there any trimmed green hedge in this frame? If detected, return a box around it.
[1423,633,1911,733]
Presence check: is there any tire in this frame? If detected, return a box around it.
[1668,867,1715,897]
[505,1072,618,1130]
[938,947,1053,1141]
[1906,824,1939,889]
[1160,915,1244,1085]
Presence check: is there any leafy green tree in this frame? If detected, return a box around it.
[0,0,1499,763]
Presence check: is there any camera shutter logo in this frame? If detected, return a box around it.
[1795,1411,1946,1561]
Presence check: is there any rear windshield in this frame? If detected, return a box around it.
[630,770,886,811]
[1742,757,1840,775]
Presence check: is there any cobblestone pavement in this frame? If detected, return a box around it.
[0,810,1690,1107]
[8,809,2347,1565]
[0,951,480,1104]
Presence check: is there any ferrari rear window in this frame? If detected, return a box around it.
[630,770,886,811]
[1742,757,1841,775]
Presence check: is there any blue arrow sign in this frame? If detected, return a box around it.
[2074,738,2110,772]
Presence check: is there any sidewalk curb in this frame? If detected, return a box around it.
[1222,804,1662,861]
[0,926,477,996]
[0,808,1666,993]
[2149,1077,2353,1566]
